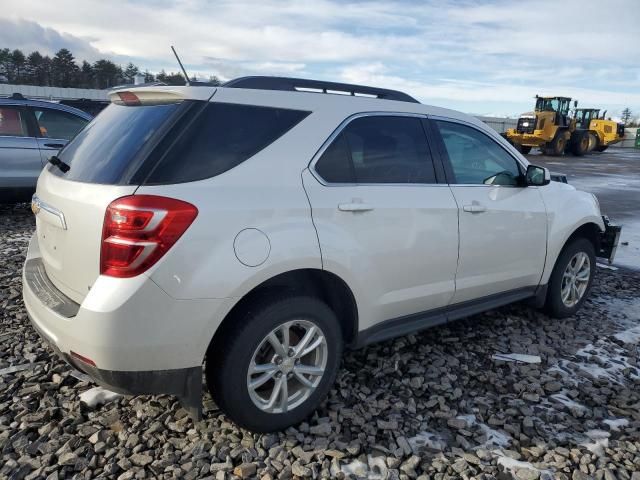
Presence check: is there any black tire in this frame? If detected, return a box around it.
[544,237,596,318]
[544,131,567,156]
[595,145,608,152]
[206,295,342,432]
[516,145,532,155]
[570,132,589,156]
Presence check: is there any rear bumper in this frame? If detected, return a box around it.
[28,315,202,417]
[22,233,234,417]
[598,216,621,264]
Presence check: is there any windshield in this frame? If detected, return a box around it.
[52,102,186,184]
[535,98,569,115]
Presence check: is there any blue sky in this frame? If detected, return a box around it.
[3,0,640,119]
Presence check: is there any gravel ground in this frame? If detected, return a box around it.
[1,203,639,480]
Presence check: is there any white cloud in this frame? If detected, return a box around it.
[2,0,639,115]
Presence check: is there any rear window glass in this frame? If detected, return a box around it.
[144,103,310,184]
[53,102,183,183]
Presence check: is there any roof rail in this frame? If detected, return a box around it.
[222,76,420,104]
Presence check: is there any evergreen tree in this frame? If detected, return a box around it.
[51,48,79,87]
[123,62,139,83]
[93,59,121,88]
[79,60,94,88]
[11,49,26,83]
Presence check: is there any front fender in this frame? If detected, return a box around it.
[540,182,604,284]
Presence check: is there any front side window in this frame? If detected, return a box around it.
[314,115,435,184]
[34,108,88,140]
[0,106,29,137]
[435,121,522,186]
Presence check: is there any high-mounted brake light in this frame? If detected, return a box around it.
[116,91,141,106]
[101,195,198,278]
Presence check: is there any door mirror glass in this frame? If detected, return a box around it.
[525,164,550,186]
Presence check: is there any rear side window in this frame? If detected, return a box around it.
[34,108,88,141]
[314,116,436,184]
[145,103,310,184]
[0,106,29,137]
[54,102,184,183]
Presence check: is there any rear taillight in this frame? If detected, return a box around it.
[101,195,198,278]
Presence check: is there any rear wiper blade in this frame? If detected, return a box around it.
[48,155,70,173]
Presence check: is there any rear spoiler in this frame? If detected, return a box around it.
[107,85,216,105]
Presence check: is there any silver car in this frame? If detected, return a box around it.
[0,94,92,202]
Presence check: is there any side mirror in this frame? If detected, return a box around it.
[525,164,551,186]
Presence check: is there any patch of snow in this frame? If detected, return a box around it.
[603,418,629,432]
[477,423,512,448]
[553,342,640,385]
[494,451,554,479]
[581,430,610,456]
[407,431,447,452]
[340,459,368,477]
[614,326,640,344]
[455,414,512,448]
[340,457,388,479]
[492,353,541,364]
[551,393,587,411]
[79,386,122,408]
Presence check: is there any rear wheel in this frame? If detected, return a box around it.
[595,145,608,152]
[206,296,342,432]
[545,131,566,156]
[544,238,596,318]
[571,132,589,156]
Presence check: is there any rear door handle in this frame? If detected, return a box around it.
[338,203,374,212]
[463,204,487,213]
[44,143,65,149]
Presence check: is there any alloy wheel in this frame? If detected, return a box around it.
[560,251,591,307]
[246,320,328,414]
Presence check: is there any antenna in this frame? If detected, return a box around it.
[171,46,190,86]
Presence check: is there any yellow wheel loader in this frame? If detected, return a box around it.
[574,108,625,152]
[505,96,590,156]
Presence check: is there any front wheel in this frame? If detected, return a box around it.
[544,238,596,318]
[545,132,567,156]
[206,296,342,432]
[517,145,532,154]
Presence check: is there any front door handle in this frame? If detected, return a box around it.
[44,143,65,149]
[338,203,374,212]
[463,204,487,213]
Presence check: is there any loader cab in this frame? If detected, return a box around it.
[535,96,572,128]
[535,96,572,116]
[574,108,600,130]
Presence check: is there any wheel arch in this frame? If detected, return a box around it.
[543,220,602,284]
[206,268,359,361]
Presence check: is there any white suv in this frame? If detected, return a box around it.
[23,77,620,432]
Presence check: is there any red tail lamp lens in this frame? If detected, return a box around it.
[101,195,198,278]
